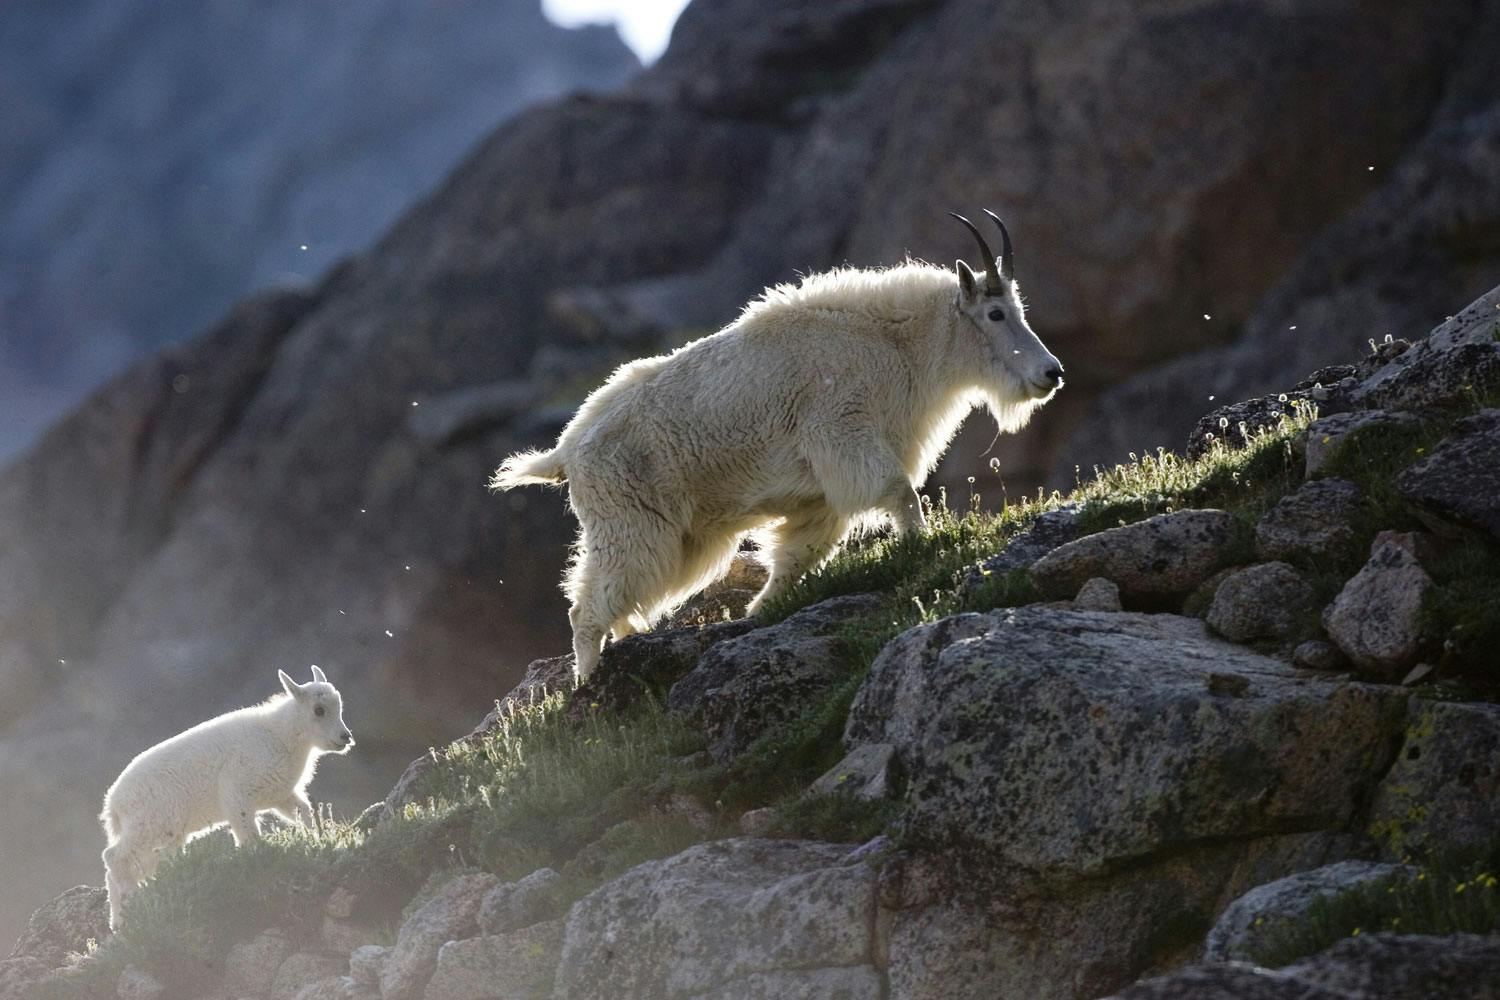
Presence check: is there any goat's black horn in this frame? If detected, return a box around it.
[983,209,1014,282]
[948,212,1001,294]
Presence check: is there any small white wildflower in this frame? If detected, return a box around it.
[1218,417,1229,429]
[1278,393,1288,403]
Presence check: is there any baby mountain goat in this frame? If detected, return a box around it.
[100,666,354,930]
[493,212,1064,682]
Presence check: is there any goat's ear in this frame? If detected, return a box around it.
[279,669,305,700]
[309,664,328,684]
[955,260,979,304]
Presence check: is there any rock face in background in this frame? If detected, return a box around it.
[5,0,1500,951]
[1065,1,1500,477]
[0,0,638,463]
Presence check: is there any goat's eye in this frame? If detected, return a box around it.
[987,308,1006,322]
[314,705,325,717]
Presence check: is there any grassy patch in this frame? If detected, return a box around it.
[1250,845,1500,967]
[1072,404,1314,536]
[755,493,1044,625]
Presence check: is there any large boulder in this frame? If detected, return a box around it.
[1322,538,1433,675]
[667,594,882,758]
[846,608,1408,875]
[1029,510,1250,605]
[1397,408,1500,541]
[553,839,880,1000]
[1254,479,1365,563]
[1205,562,1314,642]
[6,885,108,969]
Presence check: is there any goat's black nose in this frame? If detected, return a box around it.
[1045,365,1065,384]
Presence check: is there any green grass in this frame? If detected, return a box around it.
[1250,845,1500,967]
[1071,402,1314,536]
[755,491,1045,625]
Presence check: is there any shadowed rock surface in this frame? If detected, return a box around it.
[0,0,638,463]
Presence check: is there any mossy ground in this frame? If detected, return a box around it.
[41,383,1500,996]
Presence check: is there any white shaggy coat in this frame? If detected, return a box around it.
[493,259,1063,681]
[100,666,354,930]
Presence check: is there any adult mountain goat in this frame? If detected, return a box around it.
[494,212,1064,681]
[100,666,354,930]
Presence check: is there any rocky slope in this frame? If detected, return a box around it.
[6,0,1500,960]
[0,0,637,462]
[7,285,1499,1000]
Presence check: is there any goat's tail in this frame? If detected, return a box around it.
[490,447,567,490]
[100,804,120,843]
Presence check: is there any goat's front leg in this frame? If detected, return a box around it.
[220,789,261,846]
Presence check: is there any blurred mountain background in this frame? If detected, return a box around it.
[0,0,638,465]
[3,0,1500,952]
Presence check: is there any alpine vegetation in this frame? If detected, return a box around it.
[99,666,354,930]
[493,212,1064,681]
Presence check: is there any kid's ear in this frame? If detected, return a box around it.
[279,669,304,700]
[955,260,979,304]
[310,664,328,684]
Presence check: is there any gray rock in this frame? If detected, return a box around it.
[962,504,1082,593]
[1206,562,1314,642]
[810,743,897,801]
[1074,577,1123,612]
[1398,408,1500,541]
[1029,509,1250,605]
[224,929,294,997]
[477,868,563,936]
[1254,479,1365,562]
[1204,861,1412,962]
[381,872,502,1000]
[1293,640,1348,672]
[575,617,761,719]
[738,808,778,838]
[348,945,388,989]
[115,964,165,1000]
[1322,539,1433,675]
[422,919,563,1000]
[553,839,878,1000]
[7,885,109,969]
[0,957,49,1000]
[1305,411,1424,476]
[1356,340,1500,414]
[1283,932,1500,999]
[1370,700,1500,860]
[668,595,883,759]
[321,916,381,954]
[272,952,347,1000]
[847,608,1407,876]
